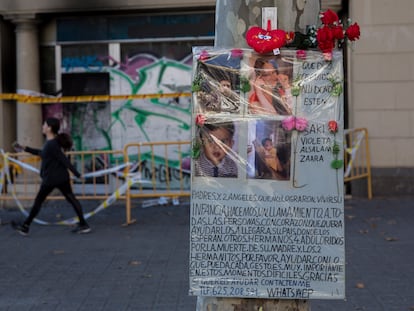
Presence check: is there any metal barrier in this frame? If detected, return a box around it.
[1,143,191,225]
[1,149,125,202]
[123,141,191,225]
[344,128,372,199]
[2,134,371,223]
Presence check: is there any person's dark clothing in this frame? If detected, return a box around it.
[23,138,87,227]
[24,138,80,186]
[25,181,87,226]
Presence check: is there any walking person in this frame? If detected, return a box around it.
[12,117,91,236]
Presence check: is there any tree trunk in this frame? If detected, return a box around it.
[215,0,321,48]
[197,1,321,310]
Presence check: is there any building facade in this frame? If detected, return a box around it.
[0,0,412,196]
[348,0,414,195]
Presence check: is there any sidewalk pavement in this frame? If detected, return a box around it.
[0,196,413,311]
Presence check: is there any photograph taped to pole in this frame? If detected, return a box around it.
[189,47,345,300]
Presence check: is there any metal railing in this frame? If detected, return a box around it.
[344,128,372,199]
[123,141,191,225]
[3,131,371,225]
[1,149,125,202]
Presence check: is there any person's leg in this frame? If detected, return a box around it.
[12,183,54,235]
[24,183,54,226]
[57,181,89,227]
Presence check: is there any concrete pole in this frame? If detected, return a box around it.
[197,1,321,310]
[0,20,16,151]
[13,15,43,147]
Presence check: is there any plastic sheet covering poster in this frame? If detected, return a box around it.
[189,47,345,300]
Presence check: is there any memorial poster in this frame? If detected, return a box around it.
[189,47,345,299]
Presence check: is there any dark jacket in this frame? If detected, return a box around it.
[25,138,81,186]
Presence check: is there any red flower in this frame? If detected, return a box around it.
[320,9,339,25]
[332,25,345,40]
[346,23,361,41]
[318,41,335,53]
[195,114,206,127]
[286,31,295,44]
[317,26,335,53]
[317,26,334,42]
[328,120,338,133]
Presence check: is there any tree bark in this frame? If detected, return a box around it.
[197,1,322,310]
[215,0,321,48]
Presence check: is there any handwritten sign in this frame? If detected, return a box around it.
[190,48,345,299]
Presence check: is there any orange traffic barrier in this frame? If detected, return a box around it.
[344,128,372,199]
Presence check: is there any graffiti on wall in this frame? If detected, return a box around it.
[52,52,194,188]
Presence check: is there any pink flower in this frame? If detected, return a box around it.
[323,52,333,61]
[230,48,243,58]
[195,114,206,127]
[282,116,308,132]
[295,117,308,132]
[198,50,210,61]
[282,116,296,131]
[296,50,307,60]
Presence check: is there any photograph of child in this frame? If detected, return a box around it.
[247,120,291,180]
[194,58,240,114]
[247,55,294,116]
[194,120,238,178]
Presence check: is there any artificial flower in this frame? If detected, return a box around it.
[286,8,361,54]
[317,10,360,54]
[296,50,307,60]
[328,120,338,133]
[231,48,243,58]
[320,9,339,25]
[282,116,296,131]
[282,116,308,132]
[317,26,336,53]
[346,23,361,41]
[198,50,210,61]
[332,25,345,40]
[295,117,308,132]
[286,31,295,44]
[195,114,206,127]
[323,52,333,61]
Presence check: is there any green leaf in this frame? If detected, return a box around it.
[332,143,341,154]
[331,159,343,169]
[240,76,251,93]
[191,140,201,159]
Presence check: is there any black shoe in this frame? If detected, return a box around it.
[71,224,91,234]
[11,221,29,236]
